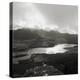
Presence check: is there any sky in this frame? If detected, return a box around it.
[12,2,78,34]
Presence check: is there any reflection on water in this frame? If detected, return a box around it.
[27,44,77,54]
[13,44,77,64]
[46,44,77,54]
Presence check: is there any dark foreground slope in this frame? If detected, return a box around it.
[12,46,78,77]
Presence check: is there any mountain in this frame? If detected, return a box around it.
[11,28,78,44]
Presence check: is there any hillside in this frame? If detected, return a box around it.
[11,28,78,44]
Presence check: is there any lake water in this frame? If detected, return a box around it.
[13,43,77,64]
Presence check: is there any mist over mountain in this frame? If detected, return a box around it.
[11,27,78,44]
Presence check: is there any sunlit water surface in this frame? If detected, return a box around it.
[13,44,77,64]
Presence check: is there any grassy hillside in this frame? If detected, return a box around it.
[11,29,78,44]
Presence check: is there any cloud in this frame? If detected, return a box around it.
[58,25,78,34]
[12,2,78,34]
[13,2,47,29]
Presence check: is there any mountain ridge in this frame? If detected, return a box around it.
[11,28,78,44]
